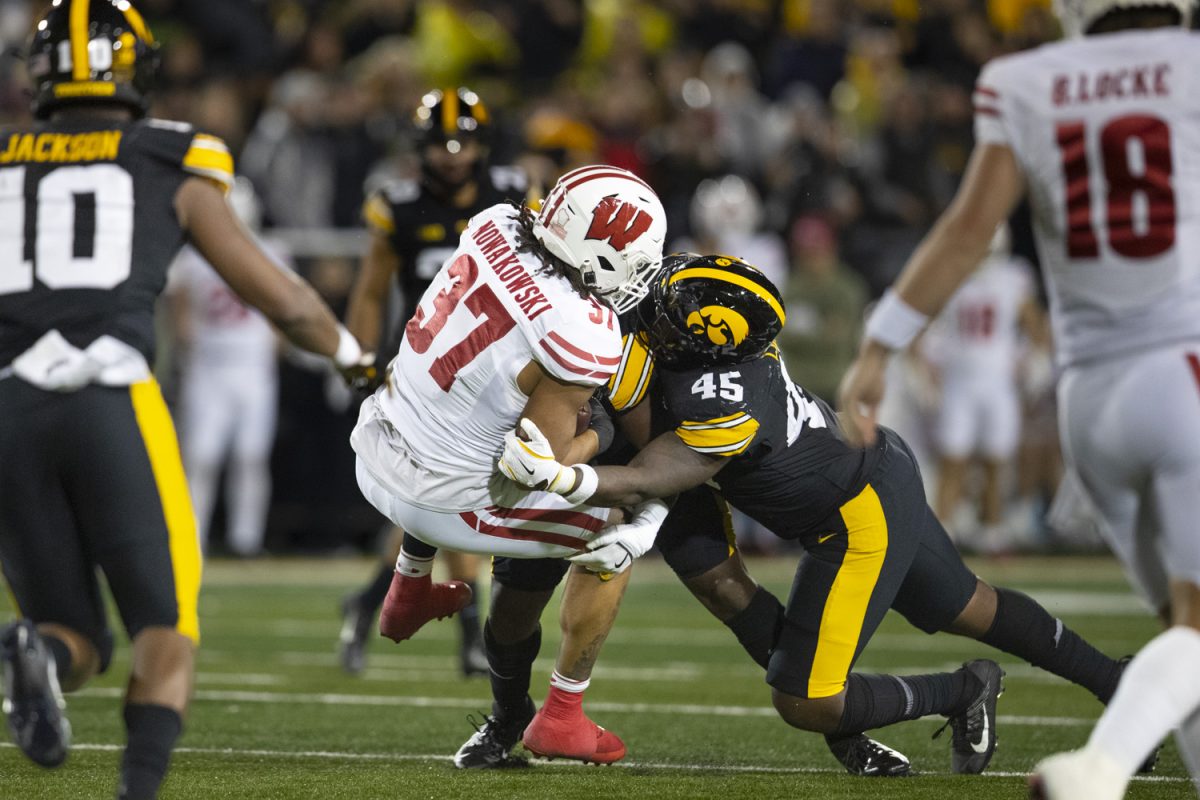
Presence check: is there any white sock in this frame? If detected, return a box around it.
[395,548,434,578]
[550,670,589,694]
[1174,705,1200,790]
[1088,626,1200,775]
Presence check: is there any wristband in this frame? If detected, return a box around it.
[333,325,363,368]
[863,290,929,351]
[561,464,599,505]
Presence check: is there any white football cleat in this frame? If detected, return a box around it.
[1029,749,1129,800]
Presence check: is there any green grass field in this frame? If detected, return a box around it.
[1,555,1191,799]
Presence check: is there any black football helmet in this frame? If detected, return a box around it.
[637,253,786,370]
[414,87,491,148]
[27,0,160,120]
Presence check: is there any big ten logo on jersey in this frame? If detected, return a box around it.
[0,163,133,294]
[585,195,652,250]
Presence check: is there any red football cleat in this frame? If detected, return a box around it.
[521,688,626,764]
[378,572,472,643]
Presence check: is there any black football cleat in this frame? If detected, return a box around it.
[453,697,535,769]
[337,595,373,676]
[826,733,912,777]
[933,659,1004,774]
[1,620,70,768]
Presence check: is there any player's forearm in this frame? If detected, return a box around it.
[344,286,383,350]
[582,465,661,508]
[271,279,342,358]
[564,430,599,466]
[889,206,994,317]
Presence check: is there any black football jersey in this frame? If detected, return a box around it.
[648,344,885,542]
[362,165,528,358]
[0,117,235,368]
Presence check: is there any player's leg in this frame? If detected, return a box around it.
[522,563,630,764]
[78,380,201,800]
[934,384,975,541]
[978,382,1021,549]
[354,462,472,642]
[454,557,567,768]
[0,384,116,767]
[338,527,404,675]
[443,550,487,677]
[223,369,276,558]
[178,365,235,554]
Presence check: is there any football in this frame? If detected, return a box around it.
[576,403,592,436]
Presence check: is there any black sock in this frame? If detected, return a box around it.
[401,533,438,559]
[981,587,1122,703]
[358,561,397,616]
[833,671,981,736]
[722,587,785,670]
[42,634,73,687]
[118,704,182,800]
[484,620,540,718]
[458,582,481,643]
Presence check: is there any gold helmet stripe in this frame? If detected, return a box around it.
[442,87,458,137]
[70,0,91,81]
[119,2,155,44]
[470,97,489,125]
[667,267,786,326]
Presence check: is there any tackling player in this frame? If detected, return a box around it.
[501,255,1131,775]
[835,1,1200,796]
[350,164,668,763]
[0,3,372,797]
[338,87,528,678]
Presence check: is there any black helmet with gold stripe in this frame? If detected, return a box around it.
[27,0,160,120]
[638,253,786,370]
[414,87,491,148]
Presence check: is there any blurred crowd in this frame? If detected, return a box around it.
[0,0,1105,556]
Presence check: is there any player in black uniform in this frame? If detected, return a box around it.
[500,254,1133,775]
[0,3,372,797]
[337,87,530,678]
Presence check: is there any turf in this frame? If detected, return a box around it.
[1,555,1190,799]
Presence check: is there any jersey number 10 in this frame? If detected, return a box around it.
[0,164,134,295]
[1055,113,1175,260]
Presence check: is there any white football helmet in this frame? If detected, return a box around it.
[1053,0,1190,37]
[533,165,667,314]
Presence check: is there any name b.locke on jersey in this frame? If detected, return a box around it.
[1051,62,1170,106]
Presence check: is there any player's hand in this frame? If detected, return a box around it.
[836,342,890,448]
[337,353,380,394]
[499,418,577,493]
[568,499,667,574]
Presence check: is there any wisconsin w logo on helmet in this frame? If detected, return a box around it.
[585,195,653,252]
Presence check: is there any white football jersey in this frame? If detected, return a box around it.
[358,204,622,511]
[168,240,283,366]
[976,28,1200,367]
[925,256,1034,383]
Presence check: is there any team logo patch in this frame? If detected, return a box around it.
[585,195,652,251]
[687,305,749,347]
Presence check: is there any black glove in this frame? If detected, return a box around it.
[588,395,615,455]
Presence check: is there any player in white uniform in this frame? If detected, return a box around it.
[351,165,667,764]
[923,226,1039,547]
[168,179,281,557]
[837,2,1200,797]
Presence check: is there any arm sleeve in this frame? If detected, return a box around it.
[535,323,623,388]
[362,190,396,235]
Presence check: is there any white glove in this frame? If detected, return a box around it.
[568,499,669,574]
[499,418,577,493]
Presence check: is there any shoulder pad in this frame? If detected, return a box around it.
[379,178,421,206]
[181,133,235,194]
[362,190,395,235]
[535,318,623,388]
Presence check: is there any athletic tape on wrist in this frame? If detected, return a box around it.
[561,464,599,505]
[864,290,929,351]
[333,325,363,369]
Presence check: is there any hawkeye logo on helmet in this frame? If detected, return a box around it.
[687,306,749,347]
[585,195,652,251]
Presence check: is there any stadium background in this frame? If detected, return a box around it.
[0,0,1098,554]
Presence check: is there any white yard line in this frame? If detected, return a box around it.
[0,742,1185,783]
